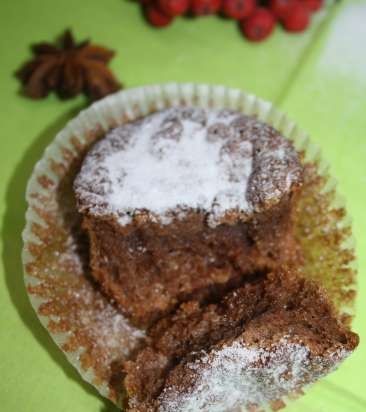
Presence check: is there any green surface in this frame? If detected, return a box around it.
[0,0,365,411]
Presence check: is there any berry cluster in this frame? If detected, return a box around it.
[141,0,323,42]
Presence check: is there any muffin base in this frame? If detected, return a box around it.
[82,193,301,327]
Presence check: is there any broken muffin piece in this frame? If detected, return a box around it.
[123,271,358,412]
[74,107,303,327]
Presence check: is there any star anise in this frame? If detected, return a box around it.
[16,30,122,101]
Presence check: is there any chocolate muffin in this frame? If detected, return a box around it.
[74,107,304,327]
[123,270,358,412]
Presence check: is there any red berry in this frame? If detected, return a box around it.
[158,0,190,16]
[269,0,296,20]
[240,7,276,42]
[302,0,323,12]
[191,0,222,15]
[221,0,255,20]
[145,6,174,27]
[282,2,310,32]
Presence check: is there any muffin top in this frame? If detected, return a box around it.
[74,107,303,226]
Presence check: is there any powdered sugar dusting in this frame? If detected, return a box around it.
[159,339,351,412]
[57,235,145,355]
[74,108,302,227]
[319,3,366,83]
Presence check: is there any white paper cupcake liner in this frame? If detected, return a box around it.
[22,83,357,410]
